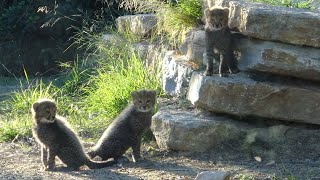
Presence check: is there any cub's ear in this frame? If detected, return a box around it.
[131,91,138,99]
[204,8,211,18]
[32,102,39,111]
[149,90,157,97]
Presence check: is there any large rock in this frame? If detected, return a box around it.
[179,30,206,66]
[115,14,157,37]
[228,1,320,47]
[187,72,320,125]
[162,51,194,97]
[236,38,320,82]
[151,106,320,160]
[151,107,248,152]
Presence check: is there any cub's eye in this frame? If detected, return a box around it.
[146,100,151,103]
[138,100,143,104]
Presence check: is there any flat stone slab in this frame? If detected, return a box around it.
[151,107,249,152]
[116,14,157,37]
[187,72,320,125]
[228,1,320,47]
[235,38,320,81]
[152,106,320,160]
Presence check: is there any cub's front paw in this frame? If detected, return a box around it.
[219,73,229,77]
[204,70,213,76]
[42,166,54,171]
[230,68,240,74]
[132,155,143,163]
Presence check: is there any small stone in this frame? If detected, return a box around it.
[195,171,231,180]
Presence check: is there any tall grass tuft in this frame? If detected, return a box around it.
[0,77,60,142]
[70,30,163,137]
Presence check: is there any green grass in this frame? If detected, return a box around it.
[157,0,202,47]
[0,114,31,142]
[247,0,314,9]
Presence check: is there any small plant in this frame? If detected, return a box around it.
[158,0,202,47]
[58,59,92,97]
[119,0,202,47]
[0,114,31,142]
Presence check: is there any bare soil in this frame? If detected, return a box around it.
[1,139,320,180]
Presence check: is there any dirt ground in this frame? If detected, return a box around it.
[1,138,320,180]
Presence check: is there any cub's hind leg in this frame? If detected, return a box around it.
[131,140,142,162]
[205,31,219,76]
[225,48,240,74]
[229,57,240,74]
[219,53,230,77]
[205,51,220,76]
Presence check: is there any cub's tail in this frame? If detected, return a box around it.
[86,158,115,169]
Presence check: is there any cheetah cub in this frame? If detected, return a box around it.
[31,98,115,171]
[204,7,240,77]
[88,89,157,163]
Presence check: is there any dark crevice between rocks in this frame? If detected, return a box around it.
[199,109,320,130]
[247,71,320,89]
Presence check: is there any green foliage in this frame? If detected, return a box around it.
[0,0,41,39]
[84,47,161,119]
[176,0,202,19]
[0,114,31,142]
[119,0,202,47]
[247,0,313,9]
[158,0,202,46]
[58,60,93,97]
